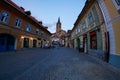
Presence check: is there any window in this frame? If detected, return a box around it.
[36,29,39,34]
[0,11,10,24]
[92,6,99,24]
[26,24,31,32]
[115,0,120,6]
[113,0,120,10]
[41,31,44,35]
[82,20,86,31]
[14,18,22,28]
[77,25,81,32]
[88,12,94,24]
[75,29,77,34]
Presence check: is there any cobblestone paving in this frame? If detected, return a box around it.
[0,47,120,80]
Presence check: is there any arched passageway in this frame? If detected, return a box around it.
[0,33,15,52]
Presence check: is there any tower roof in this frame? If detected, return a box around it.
[57,17,61,24]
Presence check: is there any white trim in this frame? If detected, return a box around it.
[108,15,120,23]
[97,0,116,55]
[112,0,120,10]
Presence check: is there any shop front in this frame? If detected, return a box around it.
[90,31,97,49]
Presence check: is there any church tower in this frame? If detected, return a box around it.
[56,17,61,32]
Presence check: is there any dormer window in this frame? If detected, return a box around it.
[26,24,31,32]
[14,18,22,28]
[0,11,10,24]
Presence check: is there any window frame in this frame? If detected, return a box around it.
[0,11,10,24]
[112,0,120,10]
[36,29,39,34]
[14,18,22,28]
[82,20,86,31]
[26,24,31,32]
[88,11,94,24]
[77,25,81,33]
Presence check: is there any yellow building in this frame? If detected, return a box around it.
[97,0,120,68]
[65,30,71,47]
[71,0,106,54]
[0,0,51,52]
[71,0,120,68]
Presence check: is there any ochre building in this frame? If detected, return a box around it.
[71,0,120,68]
[97,0,120,68]
[0,0,51,52]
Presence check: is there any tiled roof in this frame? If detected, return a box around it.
[5,0,51,35]
[6,0,24,12]
[6,0,40,24]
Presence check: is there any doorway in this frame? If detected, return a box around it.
[0,33,15,52]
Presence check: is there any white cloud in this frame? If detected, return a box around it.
[43,22,56,33]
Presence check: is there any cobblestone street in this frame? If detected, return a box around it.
[0,47,120,80]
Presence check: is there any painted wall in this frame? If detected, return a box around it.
[103,0,120,55]
[0,1,51,51]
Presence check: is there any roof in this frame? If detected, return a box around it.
[4,0,51,35]
[71,0,94,33]
[6,0,24,12]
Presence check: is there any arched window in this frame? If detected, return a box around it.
[0,11,10,24]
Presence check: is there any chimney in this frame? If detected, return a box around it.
[44,26,48,29]
[38,21,42,24]
[20,7,25,11]
[25,11,31,16]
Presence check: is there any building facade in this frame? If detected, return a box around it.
[0,0,51,52]
[71,0,120,68]
[65,30,72,48]
[71,0,105,55]
[51,18,67,46]
[97,0,120,68]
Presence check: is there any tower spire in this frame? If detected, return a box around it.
[58,17,61,24]
[56,17,61,32]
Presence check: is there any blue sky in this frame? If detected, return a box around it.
[12,0,86,33]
